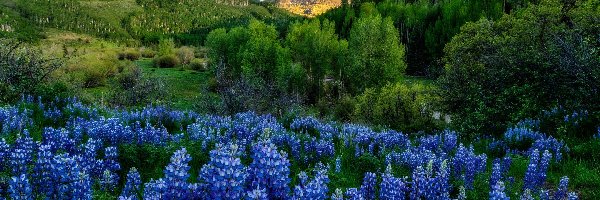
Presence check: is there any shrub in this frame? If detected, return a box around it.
[109,65,166,106]
[158,38,175,56]
[353,82,436,132]
[0,39,63,102]
[118,50,141,61]
[82,67,106,88]
[117,52,127,60]
[140,48,156,58]
[189,58,206,71]
[153,55,180,68]
[177,46,195,65]
[124,50,141,61]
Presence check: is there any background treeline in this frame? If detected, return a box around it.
[321,0,522,77]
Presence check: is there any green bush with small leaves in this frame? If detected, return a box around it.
[153,55,180,68]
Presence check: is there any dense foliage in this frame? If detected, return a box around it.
[439,0,600,136]
[321,0,507,76]
[0,40,64,103]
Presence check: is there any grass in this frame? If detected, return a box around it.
[136,58,212,110]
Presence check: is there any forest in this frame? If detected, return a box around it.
[0,0,599,199]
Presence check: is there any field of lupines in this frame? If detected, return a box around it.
[0,96,590,199]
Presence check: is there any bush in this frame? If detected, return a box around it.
[140,48,156,58]
[177,46,195,64]
[158,38,175,56]
[353,82,437,132]
[153,55,180,68]
[189,58,206,71]
[82,67,106,88]
[334,95,355,121]
[109,65,166,107]
[124,50,141,61]
[118,50,141,61]
[0,39,63,102]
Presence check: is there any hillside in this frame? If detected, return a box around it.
[1,0,301,43]
[279,0,342,17]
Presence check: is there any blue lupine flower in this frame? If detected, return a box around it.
[199,143,248,200]
[246,186,268,200]
[345,188,363,200]
[100,169,119,192]
[163,148,195,199]
[540,190,550,200]
[335,156,342,173]
[520,189,534,200]
[524,149,540,190]
[332,188,344,200]
[143,179,167,200]
[104,146,121,172]
[380,167,406,200]
[411,161,451,199]
[33,144,54,196]
[489,181,509,200]
[531,136,565,162]
[555,176,570,200]
[0,138,10,171]
[293,166,330,200]
[9,174,33,200]
[248,140,291,199]
[360,172,376,199]
[453,144,487,189]
[442,130,458,153]
[490,160,502,190]
[538,150,552,186]
[121,168,142,199]
[524,149,551,191]
[10,134,36,176]
[457,186,466,200]
[568,192,579,200]
[72,172,93,200]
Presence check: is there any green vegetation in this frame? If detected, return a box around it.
[440,0,600,136]
[1,0,599,198]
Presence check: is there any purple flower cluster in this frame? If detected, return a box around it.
[523,149,551,191]
[410,161,451,199]
[380,167,407,200]
[120,168,142,199]
[0,97,587,200]
[199,143,248,199]
[0,107,32,134]
[360,172,377,199]
[9,174,33,200]
[489,181,509,200]
[293,166,330,199]
[144,148,197,199]
[248,140,291,199]
[452,144,487,189]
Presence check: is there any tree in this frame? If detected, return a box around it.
[439,0,600,136]
[205,20,294,114]
[346,14,406,94]
[286,19,348,103]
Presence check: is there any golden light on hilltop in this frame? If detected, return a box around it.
[278,0,343,17]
